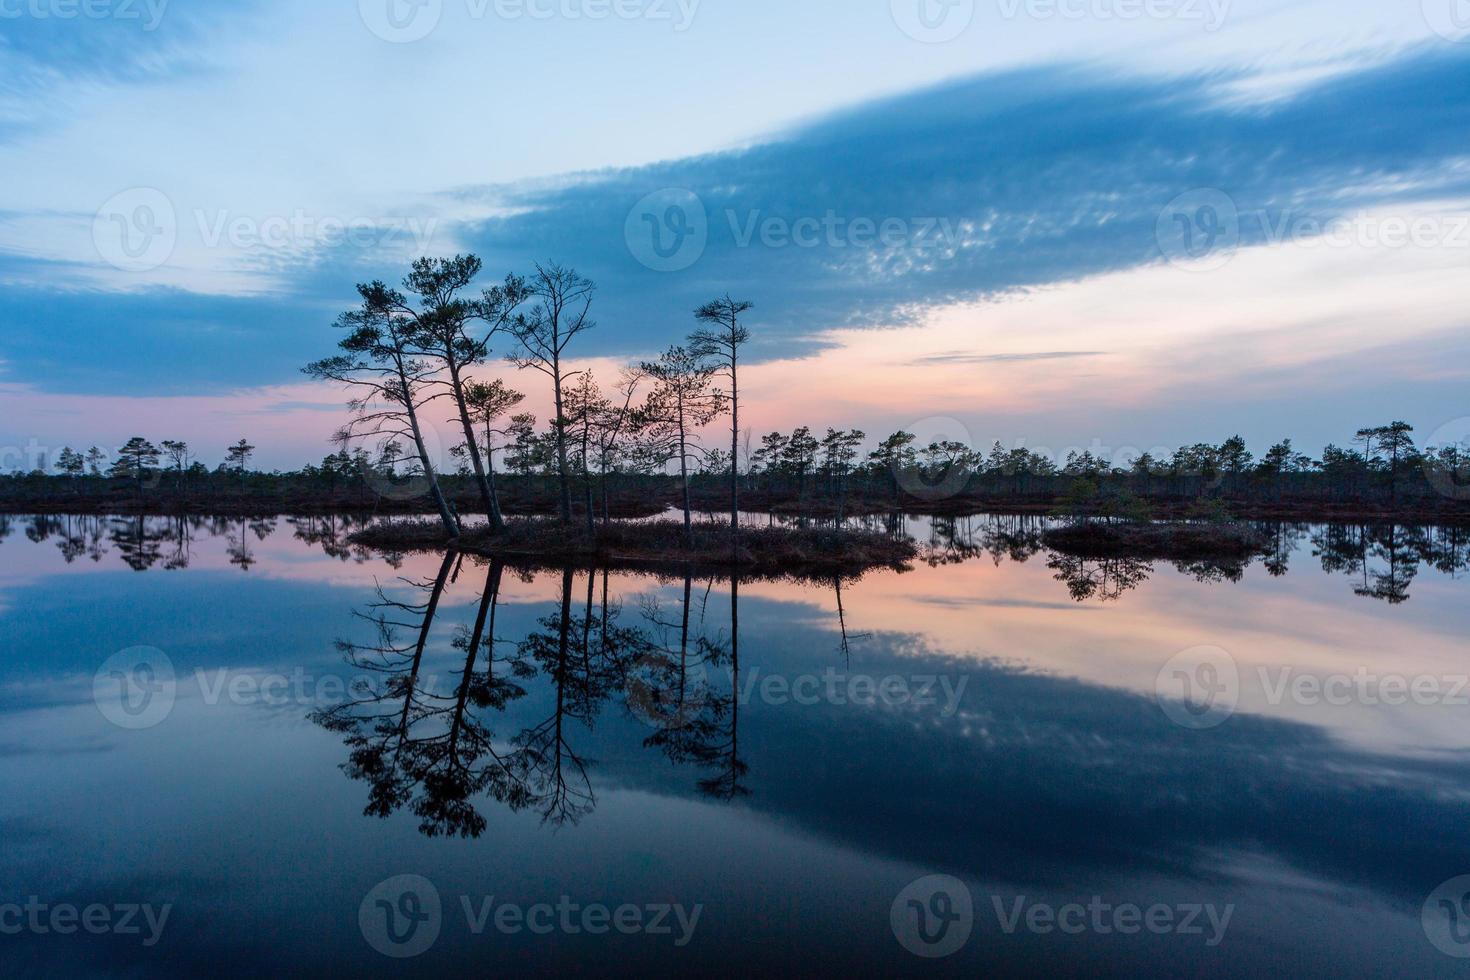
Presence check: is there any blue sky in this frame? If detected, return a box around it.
[0,0,1468,467]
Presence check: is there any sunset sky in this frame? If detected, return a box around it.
[1,0,1468,469]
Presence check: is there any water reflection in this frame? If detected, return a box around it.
[291,543,1470,931]
[4,511,1470,974]
[4,512,1468,608]
[312,556,764,834]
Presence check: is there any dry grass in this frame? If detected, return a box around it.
[349,518,916,579]
[1042,520,1269,560]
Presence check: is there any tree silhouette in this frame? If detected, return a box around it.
[689,296,753,549]
[304,281,459,537]
[639,346,721,544]
[508,263,596,526]
[399,256,529,532]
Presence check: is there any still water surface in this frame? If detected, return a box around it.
[1,514,1468,977]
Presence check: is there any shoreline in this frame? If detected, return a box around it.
[6,496,1468,526]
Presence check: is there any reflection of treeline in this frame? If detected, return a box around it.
[913,513,1470,605]
[313,556,749,835]
[6,513,390,572]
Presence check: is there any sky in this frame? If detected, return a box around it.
[0,0,1468,470]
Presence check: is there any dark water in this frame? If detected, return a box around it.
[2,514,1470,977]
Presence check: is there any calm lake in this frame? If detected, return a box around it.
[2,514,1469,977]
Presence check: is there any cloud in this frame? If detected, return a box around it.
[910,350,1108,366]
[2,45,1469,400]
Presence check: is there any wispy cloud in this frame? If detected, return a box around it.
[910,351,1108,366]
[2,45,1469,405]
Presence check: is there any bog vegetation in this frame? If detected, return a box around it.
[6,256,1469,540]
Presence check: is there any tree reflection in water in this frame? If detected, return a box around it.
[2,511,1465,606]
[313,556,764,836]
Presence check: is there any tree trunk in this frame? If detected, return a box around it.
[582,425,595,537]
[399,365,458,539]
[552,356,572,524]
[449,362,504,533]
[730,353,740,547]
[678,395,693,546]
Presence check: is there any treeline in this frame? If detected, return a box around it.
[725,422,1469,516]
[5,254,1467,525]
[12,416,1467,524]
